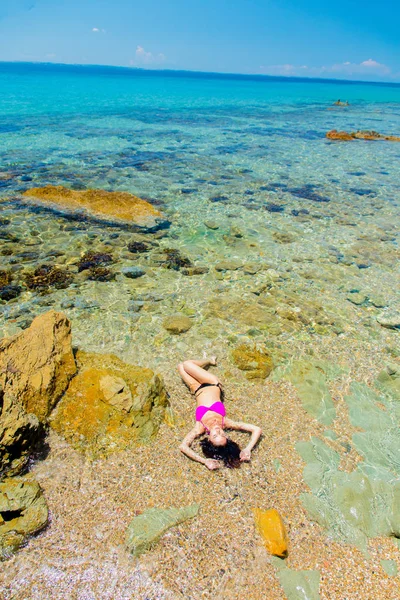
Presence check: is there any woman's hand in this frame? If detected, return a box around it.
[240,449,251,462]
[205,459,222,470]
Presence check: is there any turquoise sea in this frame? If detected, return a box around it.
[1,63,400,599]
[1,62,399,354]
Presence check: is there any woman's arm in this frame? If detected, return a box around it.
[179,427,222,470]
[224,418,262,461]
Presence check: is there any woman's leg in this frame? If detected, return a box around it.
[182,360,219,385]
[178,363,200,393]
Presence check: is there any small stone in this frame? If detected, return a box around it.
[215,260,242,272]
[347,292,367,306]
[163,315,193,334]
[369,295,386,308]
[243,263,261,275]
[204,221,219,230]
[122,266,146,279]
[377,310,400,330]
[181,266,209,276]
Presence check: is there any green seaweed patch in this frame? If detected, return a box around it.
[296,376,400,554]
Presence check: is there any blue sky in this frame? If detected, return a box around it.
[0,0,399,82]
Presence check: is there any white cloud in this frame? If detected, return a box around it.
[92,27,99,32]
[130,45,166,67]
[260,58,391,79]
[92,27,106,33]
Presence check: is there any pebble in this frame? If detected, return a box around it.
[215,260,242,272]
[122,266,146,279]
[204,220,219,230]
[347,292,367,306]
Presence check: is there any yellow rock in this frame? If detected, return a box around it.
[0,310,76,422]
[231,344,274,379]
[22,185,165,228]
[50,350,170,457]
[254,508,288,557]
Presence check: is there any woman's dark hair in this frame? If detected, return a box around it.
[200,437,241,469]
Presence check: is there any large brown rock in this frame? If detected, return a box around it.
[22,186,168,230]
[0,475,48,560]
[50,351,170,458]
[0,311,77,422]
[326,129,400,142]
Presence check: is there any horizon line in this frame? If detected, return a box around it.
[1,59,400,87]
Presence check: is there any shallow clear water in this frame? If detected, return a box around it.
[1,62,400,600]
[1,63,399,359]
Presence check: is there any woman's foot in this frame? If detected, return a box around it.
[202,352,217,366]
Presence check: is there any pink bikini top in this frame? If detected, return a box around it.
[196,402,226,434]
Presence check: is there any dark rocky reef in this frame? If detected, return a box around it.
[24,265,73,292]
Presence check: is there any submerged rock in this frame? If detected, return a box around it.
[297,377,400,554]
[214,260,242,271]
[0,476,48,561]
[254,508,288,557]
[0,285,21,301]
[204,220,219,230]
[278,360,337,425]
[181,266,209,276]
[50,350,170,457]
[22,185,169,230]
[125,504,199,557]
[377,310,400,330]
[347,292,367,306]
[0,310,76,422]
[231,344,273,379]
[276,565,321,600]
[326,129,400,142]
[162,315,193,334]
[122,266,146,279]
